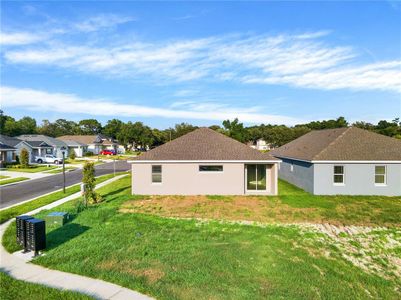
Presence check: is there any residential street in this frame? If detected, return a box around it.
[0,161,131,209]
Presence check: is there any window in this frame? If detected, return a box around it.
[246,165,267,191]
[46,148,52,154]
[152,165,162,183]
[375,166,386,185]
[199,165,223,172]
[333,165,344,184]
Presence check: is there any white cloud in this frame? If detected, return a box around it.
[73,14,135,32]
[0,32,44,45]
[0,86,305,125]
[2,31,401,92]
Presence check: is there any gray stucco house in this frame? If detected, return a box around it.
[130,127,280,195]
[0,134,53,163]
[18,134,69,159]
[270,127,401,196]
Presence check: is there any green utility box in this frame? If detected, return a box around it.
[45,212,69,226]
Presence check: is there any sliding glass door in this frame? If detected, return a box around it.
[246,164,267,191]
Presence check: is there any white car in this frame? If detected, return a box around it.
[35,155,63,164]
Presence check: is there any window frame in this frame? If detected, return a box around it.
[199,165,223,172]
[151,165,162,184]
[333,165,345,185]
[374,165,386,186]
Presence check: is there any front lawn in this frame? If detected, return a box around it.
[0,272,93,300]
[0,175,10,179]
[3,176,400,299]
[0,177,29,186]
[6,165,58,173]
[46,166,78,174]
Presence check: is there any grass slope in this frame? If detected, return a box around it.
[0,272,93,300]
[0,177,29,186]
[122,179,401,227]
[3,176,399,299]
[0,172,126,224]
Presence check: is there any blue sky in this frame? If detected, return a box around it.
[1,1,400,128]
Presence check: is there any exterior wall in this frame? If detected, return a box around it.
[69,146,86,157]
[277,158,314,193]
[87,144,102,154]
[132,163,278,195]
[314,163,401,196]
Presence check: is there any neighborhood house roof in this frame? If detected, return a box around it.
[57,135,115,145]
[270,127,401,161]
[0,134,22,147]
[0,142,16,151]
[24,141,52,148]
[60,139,88,147]
[133,127,279,162]
[18,135,68,148]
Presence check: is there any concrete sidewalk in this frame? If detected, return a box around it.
[0,175,154,300]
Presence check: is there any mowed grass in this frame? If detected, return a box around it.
[3,176,400,299]
[0,172,125,224]
[6,165,58,173]
[45,166,78,174]
[0,175,10,179]
[0,177,29,186]
[122,180,401,227]
[0,272,93,300]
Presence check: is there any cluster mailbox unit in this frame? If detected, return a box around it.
[16,215,46,255]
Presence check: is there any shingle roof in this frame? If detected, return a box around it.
[18,135,68,148]
[0,134,22,147]
[271,127,401,161]
[58,135,99,145]
[59,139,88,147]
[0,142,16,151]
[133,127,279,161]
[24,141,52,148]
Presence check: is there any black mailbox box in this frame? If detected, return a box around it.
[26,218,46,253]
[16,215,34,249]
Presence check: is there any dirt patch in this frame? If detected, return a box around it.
[120,195,318,224]
[97,258,165,283]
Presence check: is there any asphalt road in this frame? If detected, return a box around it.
[0,161,131,209]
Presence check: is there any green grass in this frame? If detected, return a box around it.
[0,175,10,179]
[3,176,399,299]
[0,172,127,224]
[0,177,29,186]
[0,272,93,300]
[6,165,58,173]
[46,167,78,174]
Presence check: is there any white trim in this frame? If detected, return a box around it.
[129,160,280,164]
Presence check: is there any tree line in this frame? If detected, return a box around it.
[1,110,400,149]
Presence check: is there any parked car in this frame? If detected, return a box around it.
[35,155,63,164]
[100,150,115,155]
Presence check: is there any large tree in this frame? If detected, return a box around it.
[103,119,124,139]
[222,118,248,142]
[78,119,102,135]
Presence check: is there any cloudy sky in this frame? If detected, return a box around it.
[1,1,400,128]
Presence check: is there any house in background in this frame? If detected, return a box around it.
[58,134,118,155]
[130,127,280,196]
[59,139,88,157]
[249,139,273,151]
[18,135,69,159]
[0,142,16,167]
[0,134,52,163]
[271,127,401,196]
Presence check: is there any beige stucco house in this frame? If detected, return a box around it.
[130,127,280,195]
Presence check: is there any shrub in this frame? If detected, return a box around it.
[84,152,94,157]
[69,151,76,160]
[20,148,29,168]
[82,162,102,204]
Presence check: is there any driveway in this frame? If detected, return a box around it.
[0,161,130,209]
